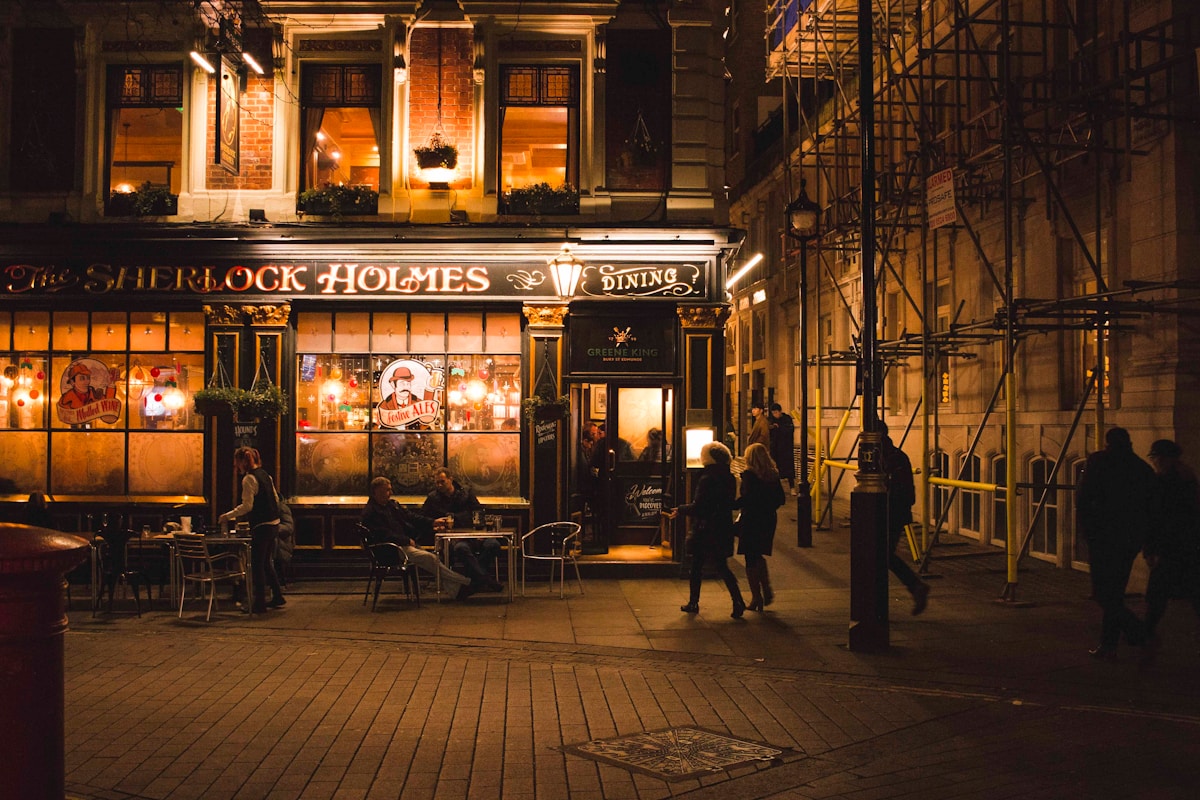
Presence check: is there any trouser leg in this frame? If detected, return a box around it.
[744,555,762,603]
[687,544,705,604]
[406,546,470,587]
[451,541,489,583]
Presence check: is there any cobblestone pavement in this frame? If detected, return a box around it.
[64,510,1200,799]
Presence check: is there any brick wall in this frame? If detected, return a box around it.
[204,73,274,190]
[409,27,473,189]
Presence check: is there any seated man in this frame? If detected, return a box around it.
[421,468,503,593]
[360,476,477,600]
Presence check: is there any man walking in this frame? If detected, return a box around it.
[1077,427,1157,659]
[879,420,930,616]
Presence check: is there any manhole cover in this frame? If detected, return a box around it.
[563,726,789,781]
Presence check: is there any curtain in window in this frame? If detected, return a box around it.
[301,107,326,189]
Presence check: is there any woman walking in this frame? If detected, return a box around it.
[737,443,785,611]
[668,441,746,618]
[218,447,285,614]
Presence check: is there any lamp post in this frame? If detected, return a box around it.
[785,180,819,548]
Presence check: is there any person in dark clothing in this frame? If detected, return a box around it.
[768,403,797,495]
[218,447,285,613]
[735,443,785,611]
[667,441,746,618]
[1143,439,1200,642]
[361,476,474,599]
[274,499,295,587]
[25,492,54,528]
[879,420,930,616]
[1077,426,1157,659]
[421,468,502,592]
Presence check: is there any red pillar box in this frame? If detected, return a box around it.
[0,524,90,800]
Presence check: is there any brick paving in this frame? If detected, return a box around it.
[63,507,1200,799]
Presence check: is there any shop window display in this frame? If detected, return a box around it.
[294,311,522,498]
[0,310,205,497]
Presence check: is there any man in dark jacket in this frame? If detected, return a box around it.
[1077,427,1157,659]
[880,420,930,616]
[769,403,797,494]
[1143,439,1200,643]
[421,469,503,592]
[361,476,474,599]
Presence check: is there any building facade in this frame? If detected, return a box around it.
[0,0,739,570]
[725,0,1200,589]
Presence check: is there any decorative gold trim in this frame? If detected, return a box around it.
[678,305,730,328]
[245,305,292,326]
[204,304,243,326]
[523,305,569,327]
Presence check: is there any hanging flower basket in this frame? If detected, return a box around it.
[522,394,570,423]
[414,133,459,170]
[192,386,242,417]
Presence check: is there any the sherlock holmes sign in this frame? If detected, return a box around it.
[2,260,707,300]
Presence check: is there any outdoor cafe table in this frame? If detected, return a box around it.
[98,532,252,614]
[433,528,517,602]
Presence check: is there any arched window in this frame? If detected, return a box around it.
[1027,456,1059,558]
[958,453,981,537]
[931,450,950,523]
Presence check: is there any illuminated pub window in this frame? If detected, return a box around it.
[499,65,579,196]
[105,65,184,214]
[300,64,383,191]
[294,311,523,498]
[0,310,205,496]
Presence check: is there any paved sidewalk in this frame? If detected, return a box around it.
[63,506,1200,799]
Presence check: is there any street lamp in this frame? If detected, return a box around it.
[785,179,819,548]
[548,243,584,300]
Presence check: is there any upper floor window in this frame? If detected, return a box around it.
[300,64,383,191]
[105,65,184,216]
[499,65,579,194]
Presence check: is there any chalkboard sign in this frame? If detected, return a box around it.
[620,477,664,524]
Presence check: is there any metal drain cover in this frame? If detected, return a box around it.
[563,726,788,781]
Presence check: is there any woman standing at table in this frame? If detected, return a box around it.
[218,447,285,613]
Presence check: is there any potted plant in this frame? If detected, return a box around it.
[521,394,570,423]
[192,385,243,416]
[503,182,579,216]
[298,184,379,219]
[108,181,178,217]
[413,132,459,170]
[235,381,289,420]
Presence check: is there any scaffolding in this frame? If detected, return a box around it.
[761,0,1200,599]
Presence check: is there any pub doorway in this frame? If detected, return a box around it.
[571,382,676,557]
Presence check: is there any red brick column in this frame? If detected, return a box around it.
[0,524,90,800]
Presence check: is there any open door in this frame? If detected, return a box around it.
[572,382,675,554]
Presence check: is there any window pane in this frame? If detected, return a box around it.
[0,431,47,491]
[92,313,127,352]
[374,356,445,430]
[169,312,204,351]
[296,354,373,432]
[110,107,183,195]
[53,312,88,351]
[128,432,203,494]
[310,108,379,190]
[446,355,515,431]
[501,107,568,191]
[128,355,203,431]
[51,431,125,495]
[13,312,49,350]
[372,431,444,495]
[52,356,124,429]
[295,432,369,495]
[372,313,408,350]
[410,314,444,351]
[334,312,370,353]
[448,313,483,351]
[130,312,167,351]
[447,433,520,497]
[297,313,333,352]
[486,313,521,352]
[2,356,49,429]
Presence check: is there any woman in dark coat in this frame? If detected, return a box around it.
[736,443,785,611]
[668,441,746,618]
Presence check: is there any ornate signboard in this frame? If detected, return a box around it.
[568,312,676,375]
[217,56,240,174]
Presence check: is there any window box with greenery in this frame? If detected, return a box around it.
[107,182,179,217]
[503,182,579,216]
[521,394,570,423]
[298,184,379,218]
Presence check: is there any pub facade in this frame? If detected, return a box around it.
[0,0,738,570]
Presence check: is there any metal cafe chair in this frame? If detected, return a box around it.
[520,521,584,599]
[93,527,152,617]
[356,524,421,610]
[174,532,248,622]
